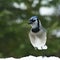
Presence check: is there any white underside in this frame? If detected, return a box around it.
[29,29,47,50]
[31,36,47,50]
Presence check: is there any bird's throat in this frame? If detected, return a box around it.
[32,27,40,33]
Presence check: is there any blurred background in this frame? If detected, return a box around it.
[0,0,60,58]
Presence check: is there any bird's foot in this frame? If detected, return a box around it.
[41,45,48,50]
[34,45,47,50]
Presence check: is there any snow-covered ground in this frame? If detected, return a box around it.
[0,55,60,60]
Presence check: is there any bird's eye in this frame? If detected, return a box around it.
[32,19,35,22]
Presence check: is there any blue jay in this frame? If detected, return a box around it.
[28,16,47,50]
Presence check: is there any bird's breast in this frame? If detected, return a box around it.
[30,29,46,39]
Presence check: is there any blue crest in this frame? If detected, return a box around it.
[29,16,38,20]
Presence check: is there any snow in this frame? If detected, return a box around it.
[13,2,27,10]
[16,18,23,24]
[41,0,52,5]
[32,0,39,7]
[0,55,60,60]
[39,7,55,16]
[52,29,60,38]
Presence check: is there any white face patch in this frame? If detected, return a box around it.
[31,20,38,28]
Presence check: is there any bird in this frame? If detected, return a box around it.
[28,16,47,50]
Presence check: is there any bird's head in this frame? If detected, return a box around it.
[29,16,40,29]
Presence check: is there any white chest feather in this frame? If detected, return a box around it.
[29,30,47,50]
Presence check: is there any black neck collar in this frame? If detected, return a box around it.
[32,27,40,33]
